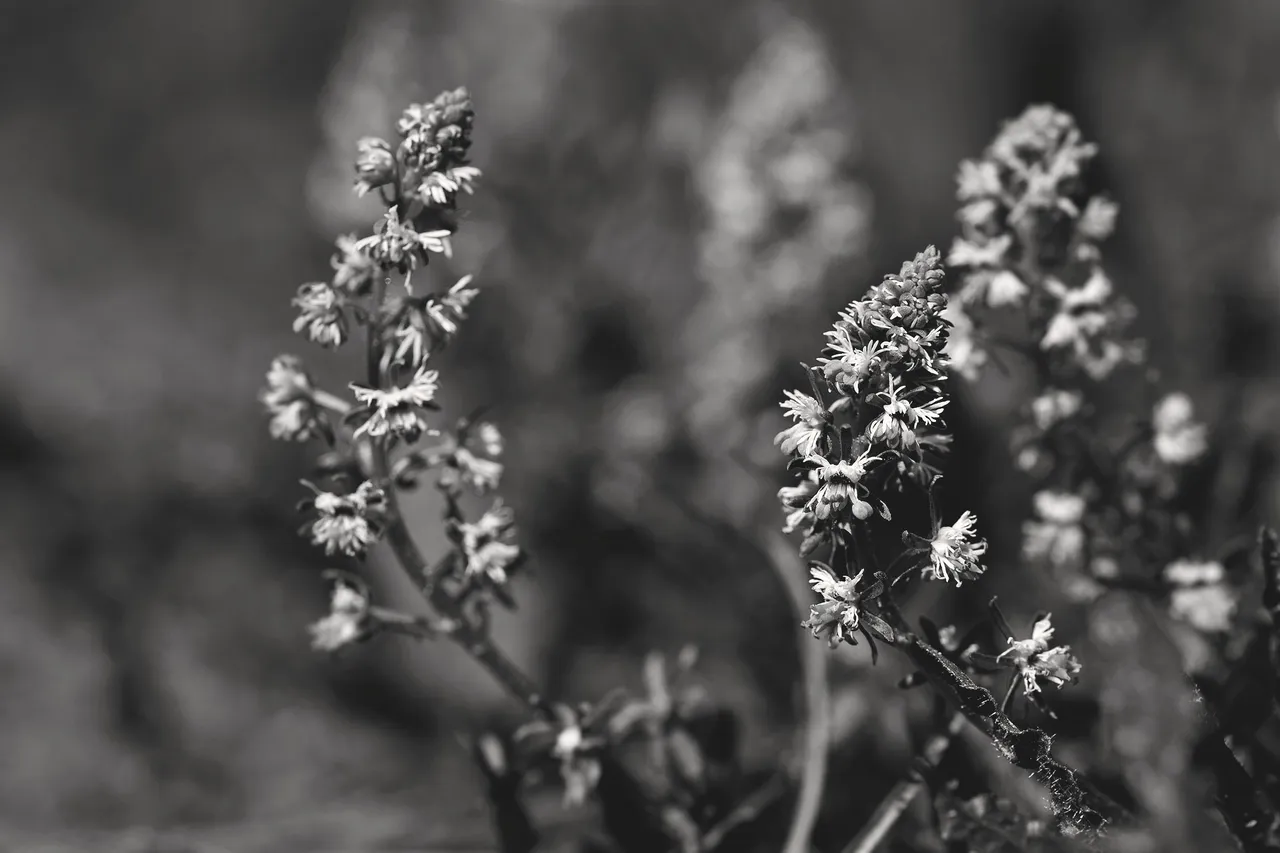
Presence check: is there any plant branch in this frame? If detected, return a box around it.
[840,713,965,853]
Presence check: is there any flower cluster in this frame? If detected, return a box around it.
[1163,559,1236,634]
[947,105,1141,385]
[258,90,531,648]
[777,248,991,655]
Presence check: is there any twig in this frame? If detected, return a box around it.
[839,713,965,853]
[701,774,790,851]
[766,532,830,853]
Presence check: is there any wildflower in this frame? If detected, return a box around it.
[418,165,482,207]
[775,390,829,457]
[941,302,987,380]
[802,565,888,649]
[865,378,947,451]
[309,578,370,652]
[381,275,480,370]
[987,105,1097,224]
[955,158,1002,201]
[1152,392,1207,465]
[302,481,388,557]
[351,368,440,442]
[454,500,523,586]
[292,282,347,348]
[1030,388,1083,431]
[358,211,452,277]
[924,511,988,585]
[447,447,503,493]
[1164,559,1235,633]
[805,451,881,521]
[819,332,890,394]
[996,614,1082,694]
[986,270,1029,307]
[1022,491,1088,571]
[331,233,378,296]
[260,355,331,443]
[353,136,395,196]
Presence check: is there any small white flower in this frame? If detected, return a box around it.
[866,378,947,450]
[924,511,988,586]
[803,566,866,647]
[1152,392,1207,465]
[996,614,1082,694]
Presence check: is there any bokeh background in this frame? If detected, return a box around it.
[5,0,1280,849]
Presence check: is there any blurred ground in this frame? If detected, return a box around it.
[3,0,1280,848]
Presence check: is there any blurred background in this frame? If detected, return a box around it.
[5,0,1280,849]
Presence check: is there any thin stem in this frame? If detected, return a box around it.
[766,532,830,853]
[362,274,554,718]
[312,388,352,415]
[701,774,789,851]
[840,713,965,853]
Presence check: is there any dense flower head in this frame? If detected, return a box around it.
[260,355,330,443]
[1039,270,1141,380]
[302,480,388,557]
[396,87,479,210]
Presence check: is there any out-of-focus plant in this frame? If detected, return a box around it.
[261,82,1280,852]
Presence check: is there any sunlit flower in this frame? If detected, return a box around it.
[924,511,988,585]
[996,614,1082,693]
[292,282,347,348]
[358,211,452,276]
[302,481,388,557]
[1152,392,1207,465]
[351,368,440,442]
